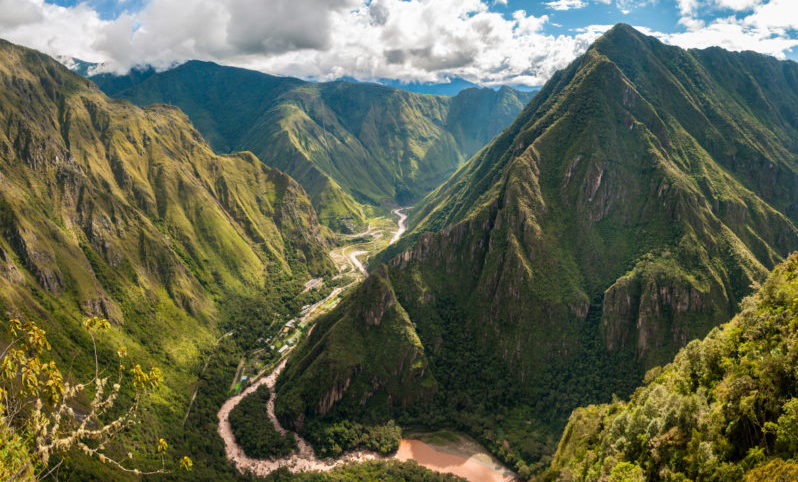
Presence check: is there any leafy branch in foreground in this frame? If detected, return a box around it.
[0,315,192,479]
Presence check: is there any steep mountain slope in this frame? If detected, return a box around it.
[274,24,798,468]
[0,38,333,476]
[547,253,798,481]
[91,62,534,231]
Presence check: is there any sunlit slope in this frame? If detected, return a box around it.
[0,37,333,476]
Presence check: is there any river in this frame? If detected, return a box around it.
[216,207,516,481]
[389,207,409,244]
[396,437,516,482]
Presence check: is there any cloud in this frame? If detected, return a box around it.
[744,0,798,30]
[0,0,108,62]
[614,0,657,14]
[658,0,798,60]
[545,0,587,10]
[676,0,700,15]
[238,0,606,86]
[4,0,604,86]
[639,0,798,60]
[0,0,796,88]
[0,0,42,27]
[713,0,763,11]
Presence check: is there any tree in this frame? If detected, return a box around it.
[0,315,192,478]
[608,461,645,482]
[771,398,798,455]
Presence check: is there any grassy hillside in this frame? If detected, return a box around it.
[275,24,798,472]
[546,253,798,481]
[91,63,534,231]
[0,38,334,478]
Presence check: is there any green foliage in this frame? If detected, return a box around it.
[549,254,798,481]
[265,460,465,481]
[0,416,34,479]
[229,385,296,459]
[218,272,330,353]
[301,420,401,457]
[91,61,533,231]
[744,459,798,482]
[1,316,191,477]
[163,336,242,481]
[772,399,798,454]
[608,461,645,481]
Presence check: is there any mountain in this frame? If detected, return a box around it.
[89,64,157,96]
[373,76,482,96]
[90,62,535,231]
[547,253,798,481]
[0,38,333,477]
[378,77,539,97]
[273,24,798,470]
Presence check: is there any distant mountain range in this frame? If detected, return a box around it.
[337,75,540,97]
[273,24,798,470]
[87,62,535,232]
[70,59,537,96]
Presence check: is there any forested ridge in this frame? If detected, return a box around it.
[275,24,798,473]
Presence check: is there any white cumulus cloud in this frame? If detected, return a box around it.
[0,0,795,87]
[545,0,587,10]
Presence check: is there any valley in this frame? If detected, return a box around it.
[90,64,534,232]
[216,207,512,481]
[3,12,798,481]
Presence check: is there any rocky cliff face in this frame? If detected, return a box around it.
[275,25,798,465]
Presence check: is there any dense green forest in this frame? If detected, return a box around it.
[230,386,297,459]
[266,460,465,481]
[546,253,798,480]
[301,420,401,458]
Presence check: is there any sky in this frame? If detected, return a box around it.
[0,0,796,87]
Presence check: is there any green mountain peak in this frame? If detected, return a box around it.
[275,24,798,469]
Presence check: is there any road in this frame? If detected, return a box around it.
[346,249,368,275]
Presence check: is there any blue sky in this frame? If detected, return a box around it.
[4,0,798,85]
[45,0,145,19]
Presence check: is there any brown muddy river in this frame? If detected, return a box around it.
[395,437,517,482]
